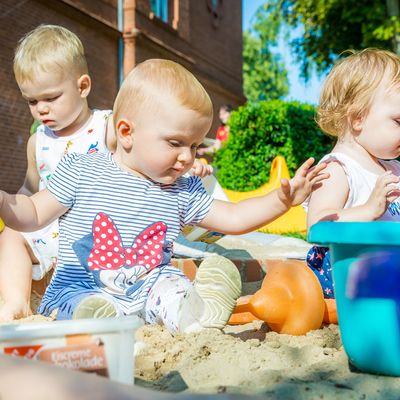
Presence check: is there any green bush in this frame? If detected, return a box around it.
[214,100,334,191]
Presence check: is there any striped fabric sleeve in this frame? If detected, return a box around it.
[47,153,82,208]
[183,176,213,225]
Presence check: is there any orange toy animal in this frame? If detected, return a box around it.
[228,260,337,335]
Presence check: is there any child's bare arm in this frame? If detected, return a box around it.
[307,162,400,227]
[307,161,350,226]
[0,189,67,232]
[200,192,289,234]
[18,134,40,196]
[199,158,328,234]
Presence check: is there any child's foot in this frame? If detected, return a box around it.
[178,255,242,333]
[72,295,119,319]
[0,301,32,322]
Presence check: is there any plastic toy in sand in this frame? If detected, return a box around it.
[222,156,307,234]
[228,259,337,335]
[309,221,400,376]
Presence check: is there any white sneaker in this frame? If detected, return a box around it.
[72,295,119,319]
[178,255,242,333]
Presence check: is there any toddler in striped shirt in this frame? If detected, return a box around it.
[0,59,327,332]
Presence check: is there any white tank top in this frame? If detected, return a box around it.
[316,152,400,221]
[35,109,111,190]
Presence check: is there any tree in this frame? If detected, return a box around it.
[243,5,289,102]
[261,0,400,78]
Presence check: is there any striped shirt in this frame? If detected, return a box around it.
[39,152,213,315]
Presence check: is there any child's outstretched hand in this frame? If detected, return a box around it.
[278,157,329,207]
[191,158,213,178]
[365,171,400,220]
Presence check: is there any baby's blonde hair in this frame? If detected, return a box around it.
[317,48,400,137]
[113,59,213,125]
[14,24,88,83]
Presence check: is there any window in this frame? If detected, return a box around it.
[149,0,179,30]
[211,0,219,9]
[207,0,223,28]
[150,0,168,23]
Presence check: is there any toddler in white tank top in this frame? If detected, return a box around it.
[305,48,400,298]
[0,25,117,321]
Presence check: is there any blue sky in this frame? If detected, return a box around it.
[242,0,323,104]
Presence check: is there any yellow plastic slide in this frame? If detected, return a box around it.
[223,156,307,234]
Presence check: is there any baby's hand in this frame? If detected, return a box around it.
[191,158,213,178]
[365,171,400,219]
[196,147,207,156]
[278,157,329,207]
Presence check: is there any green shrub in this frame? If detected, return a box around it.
[214,100,334,191]
[282,231,307,241]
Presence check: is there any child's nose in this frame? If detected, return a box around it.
[178,148,193,163]
[37,102,49,114]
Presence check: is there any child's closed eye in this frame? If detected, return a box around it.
[168,140,181,147]
[28,95,60,106]
[45,95,61,102]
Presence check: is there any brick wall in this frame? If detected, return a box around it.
[133,0,244,137]
[0,0,119,193]
[0,0,243,192]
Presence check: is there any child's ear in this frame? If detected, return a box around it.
[351,115,363,132]
[77,74,91,98]
[116,118,134,149]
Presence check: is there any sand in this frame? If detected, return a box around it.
[15,303,400,399]
[3,234,400,398]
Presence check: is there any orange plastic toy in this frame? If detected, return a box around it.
[323,298,338,324]
[228,260,337,335]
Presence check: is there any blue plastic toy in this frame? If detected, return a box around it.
[308,221,400,376]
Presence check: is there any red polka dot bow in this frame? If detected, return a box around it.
[87,213,166,271]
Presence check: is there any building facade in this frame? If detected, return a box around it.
[0,0,243,193]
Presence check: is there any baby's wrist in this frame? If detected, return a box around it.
[363,203,382,221]
[276,189,291,212]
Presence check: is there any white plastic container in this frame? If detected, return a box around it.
[0,316,143,385]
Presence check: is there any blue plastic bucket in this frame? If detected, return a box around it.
[308,221,400,376]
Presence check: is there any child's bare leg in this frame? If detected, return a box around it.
[0,227,35,321]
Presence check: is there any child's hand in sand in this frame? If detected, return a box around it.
[365,171,400,220]
[191,158,213,178]
[278,157,329,207]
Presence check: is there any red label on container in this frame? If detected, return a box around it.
[36,336,109,377]
[4,345,43,359]
[3,334,109,378]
